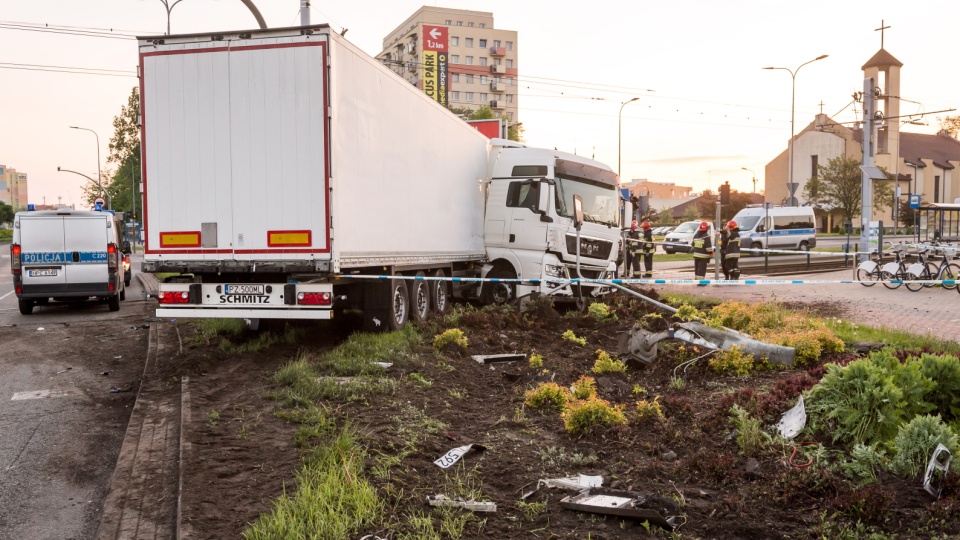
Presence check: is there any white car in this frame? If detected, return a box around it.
[662,221,715,254]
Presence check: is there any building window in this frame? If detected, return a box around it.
[479,23,485,28]
[465,74,474,84]
[444,19,451,25]
[451,91,460,100]
[466,92,474,101]
[456,21,463,26]
[452,73,460,83]
[481,93,488,102]
[467,22,474,27]
[451,55,459,64]
[479,39,487,48]
[465,38,473,47]
[506,94,514,103]
[506,41,514,50]
[466,56,474,65]
[811,155,818,179]
[479,57,488,66]
[494,40,501,48]
[480,75,488,84]
[507,112,513,121]
[506,77,514,85]
[451,36,459,46]
[506,59,514,68]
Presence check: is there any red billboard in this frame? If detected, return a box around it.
[422,25,449,106]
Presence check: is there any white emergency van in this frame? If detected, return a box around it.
[732,205,817,253]
[10,207,128,314]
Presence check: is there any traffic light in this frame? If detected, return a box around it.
[719,181,731,205]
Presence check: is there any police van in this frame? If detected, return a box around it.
[10,204,129,314]
[732,205,816,253]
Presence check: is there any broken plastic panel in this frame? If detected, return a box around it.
[776,396,807,439]
[923,444,952,499]
[559,487,680,531]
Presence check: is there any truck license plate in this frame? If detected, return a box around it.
[29,269,58,277]
[224,284,264,295]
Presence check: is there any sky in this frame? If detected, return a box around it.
[1,0,958,209]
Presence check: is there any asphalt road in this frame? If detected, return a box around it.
[0,247,153,539]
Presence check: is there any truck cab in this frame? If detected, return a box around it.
[482,140,621,303]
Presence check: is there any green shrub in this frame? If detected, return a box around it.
[587,302,617,322]
[524,382,571,411]
[838,443,889,488]
[561,397,627,434]
[591,349,627,374]
[728,404,772,457]
[570,376,597,400]
[708,346,755,376]
[675,303,705,322]
[561,330,586,346]
[919,353,960,422]
[528,353,544,369]
[890,414,960,477]
[433,328,468,351]
[634,397,664,423]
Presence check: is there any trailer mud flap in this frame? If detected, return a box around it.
[363,280,392,332]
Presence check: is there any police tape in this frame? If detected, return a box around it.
[336,274,959,287]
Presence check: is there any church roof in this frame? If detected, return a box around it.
[861,48,903,69]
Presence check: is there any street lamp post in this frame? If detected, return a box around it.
[741,167,757,194]
[57,167,111,209]
[69,125,103,205]
[618,97,639,178]
[763,54,828,207]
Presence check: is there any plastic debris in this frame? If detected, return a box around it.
[776,396,806,439]
[522,474,604,500]
[427,494,497,512]
[923,444,952,499]
[559,487,680,531]
[434,443,486,469]
[471,353,526,365]
[371,362,393,369]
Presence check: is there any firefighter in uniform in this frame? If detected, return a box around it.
[626,220,642,278]
[722,220,741,280]
[640,221,655,278]
[691,221,713,282]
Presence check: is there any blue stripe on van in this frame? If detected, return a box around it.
[770,229,816,236]
[21,251,109,264]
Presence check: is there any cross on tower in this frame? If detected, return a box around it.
[818,101,825,114]
[875,19,891,49]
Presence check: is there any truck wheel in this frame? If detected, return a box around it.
[482,268,516,305]
[18,299,34,315]
[430,269,451,315]
[109,294,121,312]
[120,287,126,301]
[388,279,409,331]
[408,273,430,323]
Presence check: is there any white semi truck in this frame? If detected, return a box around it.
[139,25,623,331]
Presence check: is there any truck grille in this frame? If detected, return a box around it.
[564,235,613,260]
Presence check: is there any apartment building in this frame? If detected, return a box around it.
[0,164,28,210]
[378,6,519,125]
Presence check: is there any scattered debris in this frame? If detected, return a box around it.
[471,353,526,365]
[923,444,952,499]
[371,362,393,369]
[522,474,604,500]
[619,321,795,367]
[37,327,45,331]
[501,372,554,384]
[100,371,110,376]
[440,430,462,441]
[427,494,497,512]
[434,443,486,469]
[144,317,163,322]
[559,487,680,531]
[109,385,134,393]
[776,396,806,439]
[56,367,73,375]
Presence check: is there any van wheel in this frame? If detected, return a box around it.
[798,241,810,252]
[388,279,409,331]
[408,272,430,323]
[18,299,34,315]
[430,269,451,315]
[751,242,763,255]
[108,294,121,312]
[120,288,126,301]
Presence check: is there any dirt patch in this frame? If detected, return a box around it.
[169,291,959,539]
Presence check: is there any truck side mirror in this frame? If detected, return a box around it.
[537,183,553,222]
[573,195,584,231]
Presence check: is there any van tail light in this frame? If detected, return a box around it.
[11,244,21,275]
[107,243,119,272]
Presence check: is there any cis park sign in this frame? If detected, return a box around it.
[422,25,448,107]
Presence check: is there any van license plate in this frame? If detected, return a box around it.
[224,284,264,295]
[29,269,58,277]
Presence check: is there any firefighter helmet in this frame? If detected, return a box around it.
[698,221,710,231]
[630,220,639,230]
[727,220,738,230]
[641,221,651,230]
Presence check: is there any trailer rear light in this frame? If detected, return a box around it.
[297,292,332,305]
[158,291,191,304]
[11,244,21,275]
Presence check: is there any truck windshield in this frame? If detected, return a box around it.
[554,176,618,226]
[735,215,762,231]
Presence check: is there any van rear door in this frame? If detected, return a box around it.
[19,216,69,288]
[64,216,110,286]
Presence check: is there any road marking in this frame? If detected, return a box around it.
[0,289,15,301]
[11,389,72,401]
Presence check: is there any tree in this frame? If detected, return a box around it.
[102,87,142,217]
[938,115,960,138]
[0,201,14,224]
[801,156,893,224]
[447,104,523,142]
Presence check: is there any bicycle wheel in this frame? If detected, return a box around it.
[905,266,928,292]
[856,266,879,287]
[942,263,960,291]
[881,270,902,290]
[922,262,940,288]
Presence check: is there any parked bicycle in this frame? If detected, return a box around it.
[918,244,960,291]
[879,246,915,290]
[856,249,884,287]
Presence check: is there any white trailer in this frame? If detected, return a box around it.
[139,26,622,330]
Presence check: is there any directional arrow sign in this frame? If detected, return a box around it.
[430,27,441,40]
[423,25,447,52]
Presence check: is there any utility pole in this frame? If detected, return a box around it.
[859,78,888,261]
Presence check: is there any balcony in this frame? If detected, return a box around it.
[490,81,503,92]
[489,47,506,57]
[489,100,503,109]
[490,65,506,74]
